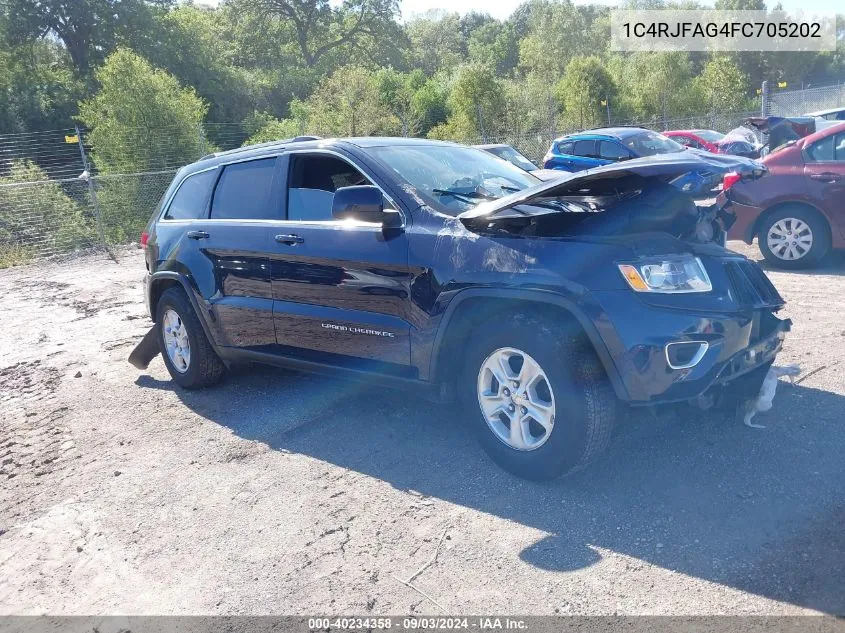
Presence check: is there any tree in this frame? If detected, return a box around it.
[437,64,507,141]
[555,56,616,129]
[78,49,208,173]
[468,21,520,77]
[248,0,399,68]
[518,0,602,79]
[376,69,427,136]
[695,56,750,114]
[2,0,170,76]
[0,160,90,265]
[406,11,466,76]
[307,66,393,136]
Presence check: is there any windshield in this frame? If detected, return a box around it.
[487,146,538,172]
[369,145,540,215]
[623,131,686,156]
[695,130,725,143]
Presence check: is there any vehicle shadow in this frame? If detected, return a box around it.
[137,366,845,614]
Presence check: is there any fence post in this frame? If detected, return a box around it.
[74,125,109,254]
[761,81,769,117]
[197,122,207,159]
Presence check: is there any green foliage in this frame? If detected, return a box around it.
[556,56,615,129]
[307,66,395,137]
[77,49,208,174]
[695,56,752,113]
[0,160,91,264]
[2,0,168,76]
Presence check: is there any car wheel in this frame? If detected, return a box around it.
[459,313,616,480]
[758,206,831,269]
[156,287,225,389]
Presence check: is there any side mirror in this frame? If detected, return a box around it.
[332,185,389,224]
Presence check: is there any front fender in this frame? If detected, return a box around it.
[427,287,629,401]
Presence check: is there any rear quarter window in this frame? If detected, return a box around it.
[557,141,574,155]
[210,157,279,220]
[164,169,218,220]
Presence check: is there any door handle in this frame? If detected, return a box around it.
[809,172,838,182]
[275,233,304,245]
[186,230,210,240]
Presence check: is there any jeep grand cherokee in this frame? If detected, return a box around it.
[130,138,788,480]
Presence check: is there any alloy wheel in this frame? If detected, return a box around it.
[162,308,191,373]
[476,347,556,451]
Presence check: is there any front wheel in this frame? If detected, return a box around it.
[758,206,831,269]
[460,313,616,480]
[156,287,225,389]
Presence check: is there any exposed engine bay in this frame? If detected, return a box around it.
[459,172,738,244]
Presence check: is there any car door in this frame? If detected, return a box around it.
[570,139,606,171]
[183,156,282,350]
[598,139,632,163]
[803,131,845,240]
[268,150,413,370]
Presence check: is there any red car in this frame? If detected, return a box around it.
[718,121,845,268]
[665,129,759,158]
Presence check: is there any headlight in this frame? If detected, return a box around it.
[618,256,712,293]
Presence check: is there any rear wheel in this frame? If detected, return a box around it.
[156,287,225,389]
[459,313,616,480]
[758,206,831,269]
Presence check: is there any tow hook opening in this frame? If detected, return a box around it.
[665,341,709,370]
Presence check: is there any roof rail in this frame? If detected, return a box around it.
[199,135,322,161]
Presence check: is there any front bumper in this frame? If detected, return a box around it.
[591,289,789,404]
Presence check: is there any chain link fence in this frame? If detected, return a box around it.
[0,112,766,268]
[458,110,761,164]
[766,83,845,117]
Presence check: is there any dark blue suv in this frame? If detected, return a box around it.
[131,138,785,480]
[543,127,686,172]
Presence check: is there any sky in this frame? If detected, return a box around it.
[197,0,842,21]
[398,0,842,20]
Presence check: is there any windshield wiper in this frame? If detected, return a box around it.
[432,188,499,202]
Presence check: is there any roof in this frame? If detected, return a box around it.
[473,144,510,150]
[555,127,650,142]
[804,107,845,117]
[191,136,461,172]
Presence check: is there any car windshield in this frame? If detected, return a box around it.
[695,130,725,143]
[623,131,686,156]
[487,146,538,172]
[369,145,540,215]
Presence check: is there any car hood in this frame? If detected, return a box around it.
[458,152,765,220]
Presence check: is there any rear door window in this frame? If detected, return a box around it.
[210,157,279,220]
[806,134,845,162]
[165,169,218,220]
[573,140,597,158]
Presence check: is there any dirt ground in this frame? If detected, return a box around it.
[0,242,843,616]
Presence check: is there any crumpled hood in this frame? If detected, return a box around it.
[459,152,766,220]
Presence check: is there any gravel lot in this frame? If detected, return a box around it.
[1,242,843,616]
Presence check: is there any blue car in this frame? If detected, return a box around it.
[543,127,687,172]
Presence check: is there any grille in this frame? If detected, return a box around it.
[723,260,784,308]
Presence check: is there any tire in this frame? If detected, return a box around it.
[155,286,225,389]
[459,312,616,480]
[758,206,831,269]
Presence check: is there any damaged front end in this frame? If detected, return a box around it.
[458,153,789,413]
[458,152,767,244]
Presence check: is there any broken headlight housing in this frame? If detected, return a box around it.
[618,256,712,294]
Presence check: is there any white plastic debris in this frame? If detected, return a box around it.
[743,364,801,429]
